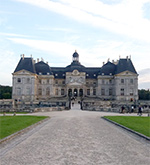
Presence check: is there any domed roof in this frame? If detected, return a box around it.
[100,61,116,75]
[73,51,79,58]
[35,61,52,75]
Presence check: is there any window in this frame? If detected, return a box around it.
[93,88,96,95]
[87,89,90,95]
[62,80,65,85]
[120,88,124,96]
[109,88,113,96]
[55,89,58,95]
[109,79,112,84]
[46,87,50,96]
[55,80,58,84]
[130,79,133,84]
[47,79,49,84]
[27,78,30,83]
[16,88,21,95]
[17,78,21,83]
[121,79,124,84]
[101,88,105,95]
[102,80,105,84]
[26,87,31,95]
[61,89,65,95]
[38,88,42,95]
[39,80,41,84]
[130,89,133,96]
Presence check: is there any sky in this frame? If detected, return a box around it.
[0,0,150,89]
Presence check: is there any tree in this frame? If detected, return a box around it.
[0,85,12,99]
[138,89,150,100]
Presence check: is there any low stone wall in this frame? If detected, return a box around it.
[34,106,65,112]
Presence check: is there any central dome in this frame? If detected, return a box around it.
[73,51,79,58]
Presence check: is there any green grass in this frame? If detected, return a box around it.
[104,116,150,137]
[0,116,48,139]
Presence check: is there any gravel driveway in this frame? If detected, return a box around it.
[0,109,150,165]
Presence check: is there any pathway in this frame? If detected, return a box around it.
[0,109,150,165]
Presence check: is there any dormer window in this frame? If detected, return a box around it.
[86,74,89,76]
[47,72,50,75]
[39,72,42,75]
[55,74,58,76]
[102,73,104,75]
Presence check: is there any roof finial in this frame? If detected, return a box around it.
[75,50,77,52]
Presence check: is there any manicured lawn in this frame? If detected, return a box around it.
[104,116,150,137]
[0,116,48,139]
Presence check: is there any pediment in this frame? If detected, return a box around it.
[116,70,137,76]
[13,69,35,75]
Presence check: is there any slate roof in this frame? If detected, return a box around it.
[115,59,137,74]
[14,55,137,78]
[14,57,36,73]
[35,61,52,75]
[99,61,116,75]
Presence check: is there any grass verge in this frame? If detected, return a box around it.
[104,116,150,137]
[0,116,48,139]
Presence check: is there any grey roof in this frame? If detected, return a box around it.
[14,57,36,73]
[14,55,137,78]
[35,61,52,75]
[115,59,137,74]
[99,61,116,75]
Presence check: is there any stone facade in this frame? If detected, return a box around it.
[12,51,138,109]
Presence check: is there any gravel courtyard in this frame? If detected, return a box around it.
[0,109,150,165]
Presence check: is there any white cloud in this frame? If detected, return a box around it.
[0,50,18,85]
[15,0,150,42]
[0,32,30,38]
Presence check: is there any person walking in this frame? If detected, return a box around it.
[137,106,142,116]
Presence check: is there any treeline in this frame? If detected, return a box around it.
[138,89,150,100]
[0,85,12,99]
[0,85,150,100]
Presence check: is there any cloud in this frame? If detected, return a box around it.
[15,0,150,42]
[138,68,150,89]
[0,50,18,85]
[0,32,31,38]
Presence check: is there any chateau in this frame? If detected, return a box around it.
[12,51,138,109]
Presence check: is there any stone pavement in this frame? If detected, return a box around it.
[0,108,150,165]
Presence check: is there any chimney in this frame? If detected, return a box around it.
[103,62,105,65]
[22,54,24,60]
[37,58,39,62]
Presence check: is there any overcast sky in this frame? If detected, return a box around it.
[0,0,150,89]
